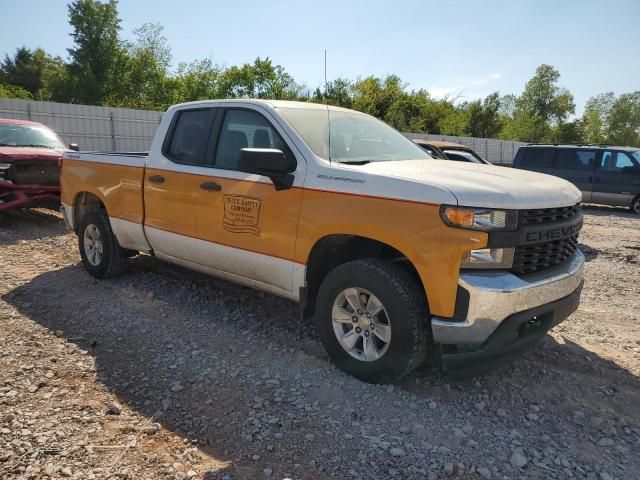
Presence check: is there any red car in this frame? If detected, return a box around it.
[0,118,77,212]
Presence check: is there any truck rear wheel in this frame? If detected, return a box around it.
[315,259,430,383]
[78,210,128,278]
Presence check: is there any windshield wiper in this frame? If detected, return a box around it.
[337,160,372,165]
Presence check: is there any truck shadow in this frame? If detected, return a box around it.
[578,243,599,261]
[582,204,639,219]
[0,208,67,245]
[3,259,640,477]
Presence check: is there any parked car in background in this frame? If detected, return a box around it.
[513,144,640,214]
[0,118,77,212]
[413,139,491,164]
[61,99,585,382]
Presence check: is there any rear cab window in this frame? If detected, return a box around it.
[164,109,216,166]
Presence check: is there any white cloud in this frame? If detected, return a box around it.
[427,73,503,101]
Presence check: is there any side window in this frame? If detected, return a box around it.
[600,151,634,171]
[518,148,555,168]
[214,109,288,170]
[165,109,214,166]
[556,149,595,170]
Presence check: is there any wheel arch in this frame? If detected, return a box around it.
[72,191,108,233]
[302,234,428,319]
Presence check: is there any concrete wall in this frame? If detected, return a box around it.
[0,99,161,152]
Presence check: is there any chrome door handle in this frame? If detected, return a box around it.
[200,182,222,191]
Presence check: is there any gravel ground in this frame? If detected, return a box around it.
[0,206,639,480]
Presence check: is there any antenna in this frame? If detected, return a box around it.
[325,49,331,165]
[324,49,328,100]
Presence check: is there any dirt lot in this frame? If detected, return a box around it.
[1,206,639,480]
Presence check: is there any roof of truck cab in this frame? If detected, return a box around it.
[170,98,360,114]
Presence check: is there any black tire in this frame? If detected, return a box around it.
[78,210,128,278]
[315,259,431,383]
[631,195,640,215]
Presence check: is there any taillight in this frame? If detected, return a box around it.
[57,158,63,168]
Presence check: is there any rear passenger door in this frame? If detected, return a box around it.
[592,150,640,206]
[143,107,218,261]
[554,148,597,202]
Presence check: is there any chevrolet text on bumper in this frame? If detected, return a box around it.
[60,99,586,383]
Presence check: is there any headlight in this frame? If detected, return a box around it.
[461,247,515,269]
[440,205,518,231]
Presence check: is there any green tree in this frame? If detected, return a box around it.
[174,58,222,102]
[66,0,121,104]
[0,83,32,99]
[581,92,615,143]
[217,57,302,100]
[352,75,405,119]
[0,47,66,99]
[607,91,640,146]
[105,23,176,109]
[311,78,354,108]
[511,64,575,142]
[465,92,502,138]
[384,90,432,132]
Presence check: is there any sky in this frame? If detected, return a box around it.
[1,0,639,115]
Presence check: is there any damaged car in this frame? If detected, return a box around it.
[0,118,76,212]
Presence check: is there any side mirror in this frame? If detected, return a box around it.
[237,148,296,190]
[69,143,80,151]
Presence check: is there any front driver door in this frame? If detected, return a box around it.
[191,106,305,296]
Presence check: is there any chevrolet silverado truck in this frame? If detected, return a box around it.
[61,100,585,382]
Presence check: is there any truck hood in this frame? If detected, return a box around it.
[0,147,64,163]
[358,159,582,209]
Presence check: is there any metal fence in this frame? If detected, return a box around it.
[0,99,161,152]
[0,99,526,163]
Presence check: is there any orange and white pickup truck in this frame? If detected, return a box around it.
[61,100,585,382]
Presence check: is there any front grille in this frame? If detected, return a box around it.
[512,236,579,275]
[8,160,60,185]
[511,203,581,275]
[518,203,581,227]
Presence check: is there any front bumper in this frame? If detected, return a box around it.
[0,181,60,212]
[441,281,582,377]
[431,249,584,376]
[431,249,584,344]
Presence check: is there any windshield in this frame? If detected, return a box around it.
[0,124,65,149]
[443,149,489,164]
[632,150,640,163]
[277,107,432,163]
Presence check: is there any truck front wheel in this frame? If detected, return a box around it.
[315,259,430,383]
[78,210,128,279]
